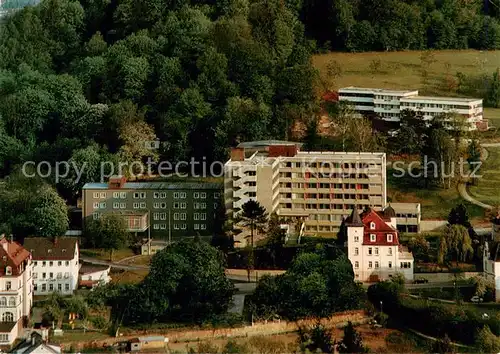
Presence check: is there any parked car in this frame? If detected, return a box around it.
[471,296,483,303]
[413,278,429,284]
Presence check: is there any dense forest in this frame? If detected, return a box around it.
[303,0,500,51]
[0,0,318,184]
[1,0,500,190]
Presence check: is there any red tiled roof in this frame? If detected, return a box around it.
[0,237,31,276]
[361,209,399,246]
[79,280,98,288]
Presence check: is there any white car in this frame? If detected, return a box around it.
[470,296,483,303]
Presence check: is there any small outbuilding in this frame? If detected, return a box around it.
[129,336,168,351]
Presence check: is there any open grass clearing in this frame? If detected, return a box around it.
[468,146,500,207]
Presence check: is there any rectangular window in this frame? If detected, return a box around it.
[354,236,359,242]
[194,192,200,199]
[113,192,120,199]
[120,203,126,209]
[201,224,206,230]
[49,272,53,278]
[153,213,159,221]
[181,202,187,209]
[160,224,166,230]
[387,234,393,242]
[133,203,139,209]
[160,202,167,208]
[174,192,179,199]
[42,261,46,267]
[354,248,359,256]
[93,212,100,219]
[388,248,393,256]
[181,224,187,230]
[99,192,106,198]
[58,284,62,291]
[140,192,146,198]
[49,284,54,291]
[65,261,69,266]
[201,192,206,199]
[49,261,53,266]
[153,192,160,198]
[201,213,206,221]
[140,202,146,208]
[153,224,159,230]
[194,213,199,221]
[65,284,70,291]
[201,203,206,209]
[174,213,179,221]
[160,192,167,198]
[174,202,180,209]
[93,202,99,209]
[113,202,119,209]
[375,247,379,255]
[174,224,180,230]
[120,192,127,199]
[354,261,359,269]
[368,247,372,255]
[388,261,392,268]
[93,192,99,199]
[42,273,46,279]
[180,213,186,220]
[368,261,373,268]
[375,261,379,269]
[370,234,376,242]
[180,192,186,198]
[194,224,200,230]
[154,202,160,208]
[42,284,46,292]
[6,281,11,290]
[214,192,220,198]
[159,213,166,220]
[133,192,140,199]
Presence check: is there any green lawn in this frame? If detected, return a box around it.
[387,168,485,220]
[80,248,136,262]
[468,147,500,207]
[50,331,109,345]
[313,50,500,96]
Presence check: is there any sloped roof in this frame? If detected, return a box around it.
[0,236,30,276]
[360,209,399,246]
[79,264,109,275]
[23,238,77,261]
[345,208,363,226]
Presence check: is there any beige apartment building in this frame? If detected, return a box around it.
[224,141,387,236]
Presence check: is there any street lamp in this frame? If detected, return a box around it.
[380,300,383,313]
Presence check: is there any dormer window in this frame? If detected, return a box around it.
[387,234,393,242]
[5,267,11,276]
[370,222,376,230]
[370,234,376,242]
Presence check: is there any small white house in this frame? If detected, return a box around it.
[11,332,61,354]
[79,264,111,288]
[24,237,80,295]
[346,206,414,282]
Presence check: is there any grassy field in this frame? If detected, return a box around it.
[313,50,500,121]
[387,168,485,221]
[468,146,500,207]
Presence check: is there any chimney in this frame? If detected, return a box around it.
[230,148,245,162]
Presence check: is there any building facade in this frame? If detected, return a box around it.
[339,87,484,130]
[390,202,421,233]
[23,238,79,296]
[79,264,111,289]
[224,141,387,236]
[82,177,223,241]
[0,236,33,346]
[346,207,414,282]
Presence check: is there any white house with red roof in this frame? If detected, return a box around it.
[346,206,414,282]
[0,235,33,346]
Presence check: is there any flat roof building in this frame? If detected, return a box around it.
[338,87,484,130]
[225,141,387,237]
[82,177,223,242]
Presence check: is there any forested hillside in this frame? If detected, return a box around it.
[301,0,500,52]
[0,0,318,179]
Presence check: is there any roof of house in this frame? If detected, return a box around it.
[79,279,99,288]
[236,140,302,149]
[360,209,400,246]
[23,238,78,261]
[0,321,17,332]
[345,208,363,227]
[13,340,61,354]
[79,263,110,275]
[401,95,482,103]
[138,336,165,342]
[0,236,31,276]
[82,182,223,190]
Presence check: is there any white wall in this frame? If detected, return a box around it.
[32,245,80,295]
[81,269,111,285]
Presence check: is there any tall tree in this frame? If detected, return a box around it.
[85,214,130,261]
[241,200,268,249]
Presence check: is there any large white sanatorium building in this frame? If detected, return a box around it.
[338,87,484,130]
[346,206,414,282]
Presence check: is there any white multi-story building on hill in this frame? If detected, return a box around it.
[338,87,484,130]
[225,140,387,237]
[346,206,414,282]
[24,238,80,295]
[0,236,33,347]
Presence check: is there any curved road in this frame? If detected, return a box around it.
[458,142,500,210]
